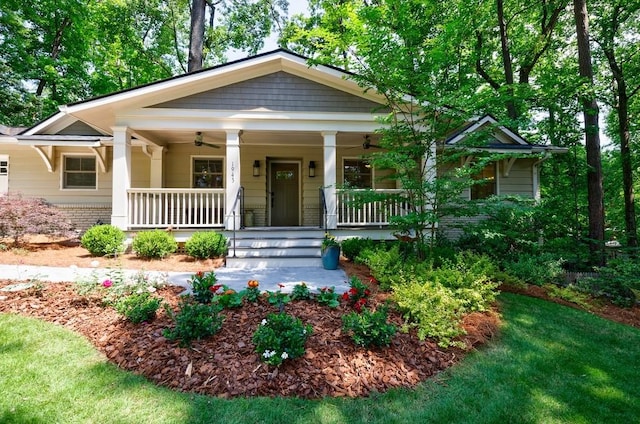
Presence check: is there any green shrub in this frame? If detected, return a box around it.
[131,229,177,259]
[184,231,228,259]
[291,283,312,300]
[163,300,224,347]
[342,306,396,348]
[575,259,638,307]
[115,292,162,323]
[190,271,218,303]
[393,277,467,348]
[212,286,244,309]
[253,312,312,366]
[316,286,340,308]
[81,224,126,257]
[503,253,565,286]
[361,244,430,291]
[341,237,376,261]
[341,276,371,312]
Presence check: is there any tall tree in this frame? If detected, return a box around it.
[591,1,640,249]
[187,0,289,72]
[574,0,605,265]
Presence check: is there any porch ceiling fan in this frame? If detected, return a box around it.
[362,135,381,149]
[194,132,220,149]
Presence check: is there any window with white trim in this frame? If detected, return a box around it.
[63,156,96,189]
[343,158,372,189]
[470,163,497,200]
[193,157,224,188]
[0,159,7,176]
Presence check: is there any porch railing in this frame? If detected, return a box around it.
[337,189,410,226]
[128,188,225,228]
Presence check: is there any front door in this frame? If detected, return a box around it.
[270,161,300,226]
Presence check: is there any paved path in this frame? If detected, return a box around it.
[0,264,350,294]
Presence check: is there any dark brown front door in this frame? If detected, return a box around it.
[270,162,300,226]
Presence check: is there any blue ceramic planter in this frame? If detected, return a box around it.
[321,246,340,270]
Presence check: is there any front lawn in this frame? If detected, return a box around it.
[2,293,639,423]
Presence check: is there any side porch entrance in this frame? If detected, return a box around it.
[268,160,301,226]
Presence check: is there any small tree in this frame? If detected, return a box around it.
[0,193,75,246]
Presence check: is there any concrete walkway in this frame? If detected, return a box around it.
[0,263,350,294]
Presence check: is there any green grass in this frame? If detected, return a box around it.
[1,293,639,423]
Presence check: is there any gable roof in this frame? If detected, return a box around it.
[24,49,388,137]
[445,115,566,154]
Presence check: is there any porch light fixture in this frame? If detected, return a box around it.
[309,161,316,178]
[253,160,260,177]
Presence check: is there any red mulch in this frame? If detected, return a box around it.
[0,279,499,399]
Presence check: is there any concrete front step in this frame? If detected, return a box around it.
[224,227,325,268]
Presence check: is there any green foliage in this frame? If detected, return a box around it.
[456,198,541,260]
[316,286,340,308]
[163,300,224,347]
[131,229,177,259]
[341,306,397,348]
[0,193,76,246]
[242,287,261,303]
[544,284,592,311]
[361,244,428,291]
[503,253,565,286]
[189,271,218,303]
[74,267,163,307]
[575,259,639,307]
[212,286,244,309]
[291,283,312,301]
[81,224,126,257]
[265,287,292,312]
[392,251,500,347]
[341,276,372,312]
[252,312,312,367]
[341,237,376,261]
[184,231,228,259]
[114,292,162,324]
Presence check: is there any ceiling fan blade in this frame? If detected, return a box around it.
[201,141,220,149]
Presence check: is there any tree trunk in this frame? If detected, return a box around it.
[188,0,206,72]
[496,0,518,120]
[616,83,638,249]
[574,0,605,265]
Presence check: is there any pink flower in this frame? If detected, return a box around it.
[102,279,113,288]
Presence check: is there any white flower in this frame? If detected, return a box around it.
[90,260,100,268]
[262,350,275,358]
[302,329,307,335]
[281,352,289,360]
[261,319,268,326]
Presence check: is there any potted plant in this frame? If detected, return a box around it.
[321,233,341,270]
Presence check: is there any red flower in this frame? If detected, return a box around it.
[209,284,222,293]
[196,271,204,278]
[369,277,377,285]
[349,287,358,295]
[342,292,350,301]
[278,283,285,288]
[364,289,371,296]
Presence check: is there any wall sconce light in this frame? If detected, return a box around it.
[253,160,260,177]
[309,161,316,178]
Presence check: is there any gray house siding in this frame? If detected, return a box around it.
[57,121,104,136]
[152,72,388,113]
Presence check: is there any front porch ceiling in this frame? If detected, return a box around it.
[132,129,375,149]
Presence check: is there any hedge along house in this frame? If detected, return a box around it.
[0,50,564,267]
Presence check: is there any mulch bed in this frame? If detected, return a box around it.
[0,280,499,399]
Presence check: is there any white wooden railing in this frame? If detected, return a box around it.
[128,188,225,228]
[337,189,410,226]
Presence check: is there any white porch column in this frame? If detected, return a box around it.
[111,126,132,229]
[225,130,242,230]
[322,131,338,230]
[149,146,164,187]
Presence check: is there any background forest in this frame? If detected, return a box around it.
[1,0,639,269]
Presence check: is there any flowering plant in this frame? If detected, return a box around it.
[316,286,340,308]
[210,284,244,308]
[321,233,340,250]
[342,276,371,312]
[264,283,291,312]
[252,312,312,366]
[243,280,261,303]
[291,282,312,300]
[190,270,218,303]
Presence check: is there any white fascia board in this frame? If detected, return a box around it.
[116,109,385,133]
[17,140,105,147]
[448,115,529,146]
